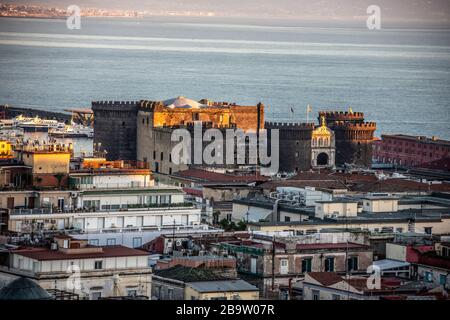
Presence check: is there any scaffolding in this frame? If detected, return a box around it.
[47,289,80,300]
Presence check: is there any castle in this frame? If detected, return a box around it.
[92,98,376,175]
[93,97,264,175]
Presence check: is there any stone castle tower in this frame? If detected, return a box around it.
[318,109,376,167]
[92,101,139,161]
[265,122,315,173]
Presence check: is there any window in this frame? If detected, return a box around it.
[94,261,103,270]
[133,237,142,248]
[91,292,102,300]
[155,286,161,299]
[424,227,432,235]
[442,247,449,257]
[280,259,289,275]
[439,274,447,286]
[325,257,334,272]
[424,271,433,282]
[284,216,291,222]
[89,239,99,246]
[106,238,116,246]
[168,288,174,300]
[127,289,138,297]
[332,294,340,300]
[312,289,320,300]
[347,256,358,272]
[302,258,312,273]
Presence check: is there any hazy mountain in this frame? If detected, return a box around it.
[4,0,450,24]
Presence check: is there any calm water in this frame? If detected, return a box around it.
[0,17,449,138]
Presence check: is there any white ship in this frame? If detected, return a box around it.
[49,122,94,138]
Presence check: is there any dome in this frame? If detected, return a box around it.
[163,96,203,109]
[312,115,333,137]
[0,277,52,300]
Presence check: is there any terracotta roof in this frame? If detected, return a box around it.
[296,243,369,251]
[268,170,450,193]
[182,187,203,197]
[353,178,450,193]
[306,272,343,286]
[174,169,267,183]
[307,272,403,292]
[12,245,149,261]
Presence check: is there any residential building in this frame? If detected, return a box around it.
[7,187,201,233]
[14,143,71,188]
[373,134,450,167]
[216,233,373,297]
[69,158,153,190]
[302,272,441,300]
[151,265,258,300]
[0,235,152,299]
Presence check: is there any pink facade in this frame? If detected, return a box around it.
[373,134,450,167]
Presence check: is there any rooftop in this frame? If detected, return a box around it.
[373,259,410,270]
[12,245,149,261]
[381,134,450,146]
[187,280,258,293]
[295,242,369,251]
[154,265,230,282]
[163,96,203,109]
[173,169,267,184]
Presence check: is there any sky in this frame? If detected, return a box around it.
[3,0,450,25]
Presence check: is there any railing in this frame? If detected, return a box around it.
[65,224,221,235]
[10,203,195,216]
[11,208,53,215]
[71,182,150,190]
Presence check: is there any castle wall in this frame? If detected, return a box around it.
[147,103,264,131]
[92,101,139,161]
[266,122,314,173]
[137,109,189,175]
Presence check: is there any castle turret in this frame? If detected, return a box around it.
[92,101,140,161]
[318,109,376,167]
[265,122,315,173]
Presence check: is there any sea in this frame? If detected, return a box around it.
[0,16,449,139]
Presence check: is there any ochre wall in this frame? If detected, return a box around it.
[152,105,264,131]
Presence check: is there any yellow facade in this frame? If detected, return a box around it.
[0,140,13,159]
[22,152,71,174]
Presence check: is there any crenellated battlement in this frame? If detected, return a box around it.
[139,100,164,110]
[265,121,315,130]
[333,121,377,130]
[91,101,140,111]
[319,110,365,122]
